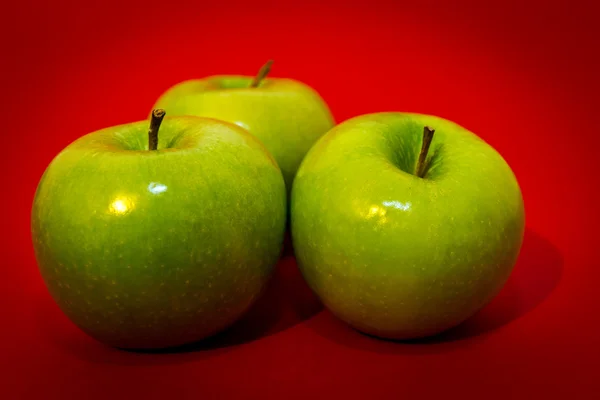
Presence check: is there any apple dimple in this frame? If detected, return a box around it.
[213,76,254,90]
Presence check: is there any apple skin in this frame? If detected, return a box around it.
[152,75,335,192]
[291,112,525,340]
[31,116,287,349]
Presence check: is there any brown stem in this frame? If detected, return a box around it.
[148,109,166,151]
[415,126,435,178]
[249,60,274,88]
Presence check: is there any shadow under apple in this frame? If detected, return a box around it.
[305,228,563,354]
[35,255,321,364]
[139,255,322,354]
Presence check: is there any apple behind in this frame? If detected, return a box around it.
[152,74,335,193]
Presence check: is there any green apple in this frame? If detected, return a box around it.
[152,60,335,192]
[31,111,287,349]
[291,112,525,340]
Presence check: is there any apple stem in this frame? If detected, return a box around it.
[415,126,435,178]
[249,60,274,88]
[148,109,166,151]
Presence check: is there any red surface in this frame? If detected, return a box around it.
[2,0,599,398]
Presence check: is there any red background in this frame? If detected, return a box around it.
[2,0,599,398]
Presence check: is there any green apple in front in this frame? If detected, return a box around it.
[152,61,335,192]
[31,113,287,349]
[291,112,525,340]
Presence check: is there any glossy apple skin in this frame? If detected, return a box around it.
[152,76,335,192]
[291,112,525,340]
[31,117,287,349]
